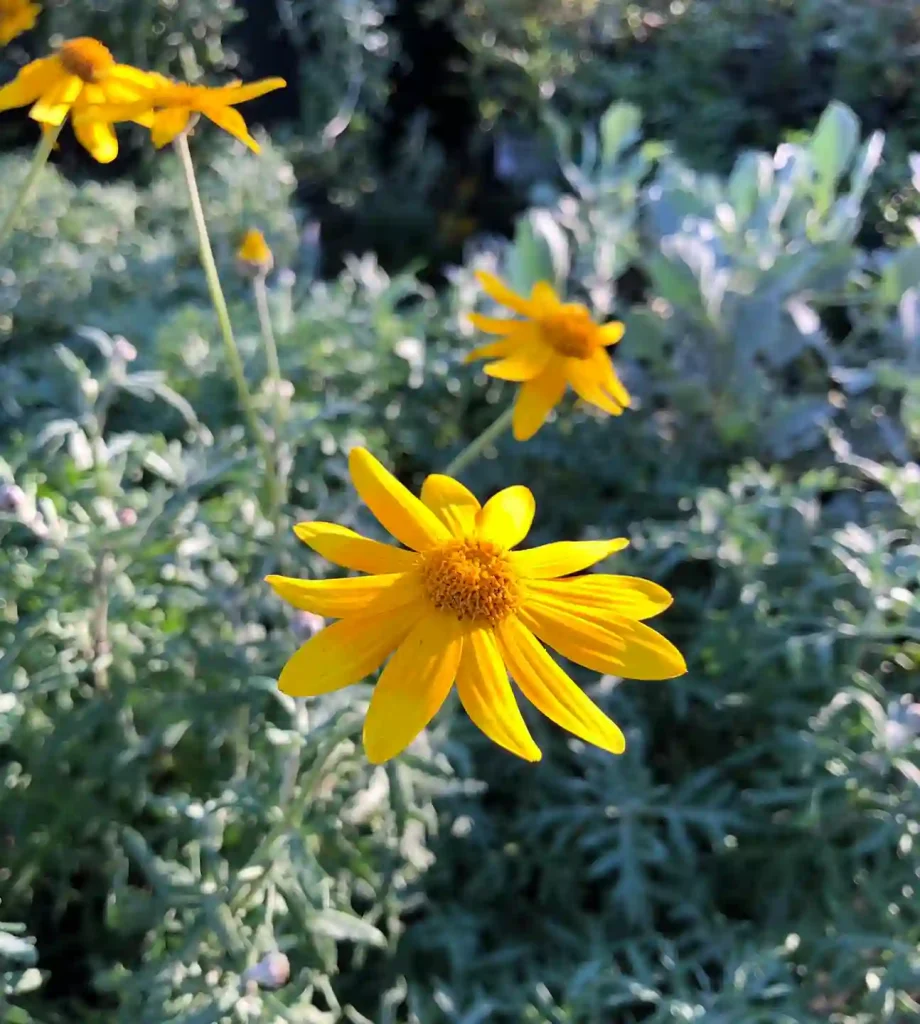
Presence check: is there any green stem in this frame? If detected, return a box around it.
[0,123,64,249]
[253,272,287,541]
[174,133,277,503]
[443,404,515,477]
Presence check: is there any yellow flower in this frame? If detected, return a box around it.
[466,271,631,441]
[237,228,273,274]
[0,0,40,46]
[97,74,287,153]
[266,448,686,764]
[0,37,154,162]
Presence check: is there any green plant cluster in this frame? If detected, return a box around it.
[2,82,919,1022]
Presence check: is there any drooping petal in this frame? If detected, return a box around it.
[212,77,287,104]
[293,522,418,575]
[456,626,541,761]
[0,58,60,114]
[30,74,83,125]
[477,485,535,548]
[598,320,625,346]
[475,270,533,316]
[484,335,553,382]
[512,365,567,441]
[150,106,192,148]
[348,448,451,551]
[511,537,629,578]
[587,347,631,407]
[363,614,464,763]
[278,606,416,696]
[565,355,627,416]
[467,312,521,335]
[420,474,480,537]
[265,572,421,618]
[496,615,626,754]
[72,114,119,164]
[204,103,260,152]
[529,280,560,315]
[518,602,686,680]
[525,574,673,620]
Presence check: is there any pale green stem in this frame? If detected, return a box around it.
[253,272,288,545]
[443,404,515,477]
[173,133,279,507]
[0,123,64,249]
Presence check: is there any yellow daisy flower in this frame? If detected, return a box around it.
[96,73,287,153]
[266,448,686,764]
[467,271,631,441]
[0,0,40,46]
[236,227,273,274]
[0,37,155,162]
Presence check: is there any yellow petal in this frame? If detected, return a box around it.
[213,77,288,104]
[529,280,560,315]
[363,614,463,763]
[589,347,631,407]
[566,354,627,416]
[598,320,625,346]
[30,74,83,126]
[204,103,260,152]
[526,575,672,620]
[467,312,521,335]
[348,448,451,552]
[465,339,514,364]
[518,602,686,680]
[456,626,541,761]
[278,607,416,697]
[0,58,60,114]
[484,334,552,382]
[293,521,418,575]
[150,107,192,148]
[496,615,625,754]
[511,537,629,578]
[105,64,160,92]
[0,5,39,46]
[420,474,480,538]
[511,365,567,441]
[476,485,535,548]
[265,572,420,618]
[72,114,119,164]
[475,270,533,316]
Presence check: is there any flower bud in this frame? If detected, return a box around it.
[118,507,138,527]
[237,228,274,277]
[292,610,325,641]
[241,951,290,990]
[113,337,138,363]
[0,483,26,513]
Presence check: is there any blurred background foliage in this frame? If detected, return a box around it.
[1,0,920,1022]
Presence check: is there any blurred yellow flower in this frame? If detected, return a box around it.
[0,0,40,46]
[266,448,685,764]
[98,74,287,153]
[237,227,273,274]
[0,37,154,162]
[467,271,631,441]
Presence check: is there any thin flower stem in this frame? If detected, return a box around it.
[253,272,288,547]
[173,133,279,506]
[443,403,515,477]
[0,123,64,249]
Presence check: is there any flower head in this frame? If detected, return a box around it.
[466,271,631,441]
[266,449,685,764]
[98,74,286,153]
[0,0,40,46]
[0,37,155,162]
[237,228,274,275]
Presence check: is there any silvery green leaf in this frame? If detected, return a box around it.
[880,247,920,305]
[0,932,37,965]
[599,103,641,167]
[310,910,386,947]
[506,210,569,293]
[809,102,861,203]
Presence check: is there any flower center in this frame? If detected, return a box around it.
[58,38,115,83]
[541,306,598,359]
[419,540,519,625]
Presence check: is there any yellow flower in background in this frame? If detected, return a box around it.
[237,227,274,274]
[0,37,154,162]
[467,271,631,441]
[266,448,685,764]
[98,74,287,153]
[0,0,40,46]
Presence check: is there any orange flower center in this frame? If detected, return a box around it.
[58,38,115,83]
[419,540,519,625]
[540,305,598,359]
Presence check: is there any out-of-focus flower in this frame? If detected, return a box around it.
[0,482,26,512]
[112,337,138,363]
[0,37,155,162]
[241,951,290,990]
[266,448,685,764]
[0,0,40,46]
[467,271,630,441]
[291,609,325,641]
[237,228,274,276]
[117,507,138,527]
[97,74,287,152]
